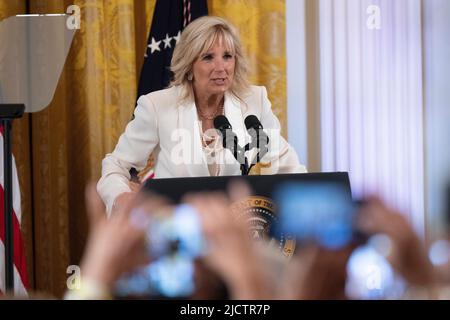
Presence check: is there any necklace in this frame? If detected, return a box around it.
[197,99,224,120]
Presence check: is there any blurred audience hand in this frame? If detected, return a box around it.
[184,180,272,299]
[79,183,151,292]
[279,245,354,300]
[357,196,436,288]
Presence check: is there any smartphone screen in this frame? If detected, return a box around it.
[273,182,357,250]
[114,204,206,298]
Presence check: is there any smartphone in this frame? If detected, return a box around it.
[114,204,207,298]
[273,181,357,250]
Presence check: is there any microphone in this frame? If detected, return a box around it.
[214,115,248,175]
[244,115,269,165]
[244,115,264,131]
[214,115,236,154]
[214,115,233,132]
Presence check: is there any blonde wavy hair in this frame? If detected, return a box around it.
[170,16,250,103]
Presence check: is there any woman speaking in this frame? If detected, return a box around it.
[98,16,306,214]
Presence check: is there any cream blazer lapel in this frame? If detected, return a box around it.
[224,91,247,145]
[177,99,210,177]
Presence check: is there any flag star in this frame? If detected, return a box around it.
[163,34,172,49]
[173,31,181,44]
[148,37,161,54]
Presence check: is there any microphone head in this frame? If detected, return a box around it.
[245,115,263,130]
[214,115,232,131]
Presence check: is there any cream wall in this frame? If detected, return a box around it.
[423,0,450,239]
[286,0,321,173]
[287,0,450,240]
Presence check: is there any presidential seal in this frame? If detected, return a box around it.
[230,196,296,258]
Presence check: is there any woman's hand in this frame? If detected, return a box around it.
[112,192,136,216]
[129,181,141,192]
[112,181,142,215]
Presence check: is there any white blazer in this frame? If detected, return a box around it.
[97,85,306,212]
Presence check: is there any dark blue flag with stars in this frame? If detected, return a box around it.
[137,0,208,97]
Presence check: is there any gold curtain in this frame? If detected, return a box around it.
[1,0,286,297]
[25,0,156,298]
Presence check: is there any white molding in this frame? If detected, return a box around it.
[286,0,308,167]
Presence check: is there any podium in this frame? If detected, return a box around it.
[143,172,352,258]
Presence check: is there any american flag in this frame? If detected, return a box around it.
[0,124,28,296]
[137,0,208,97]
